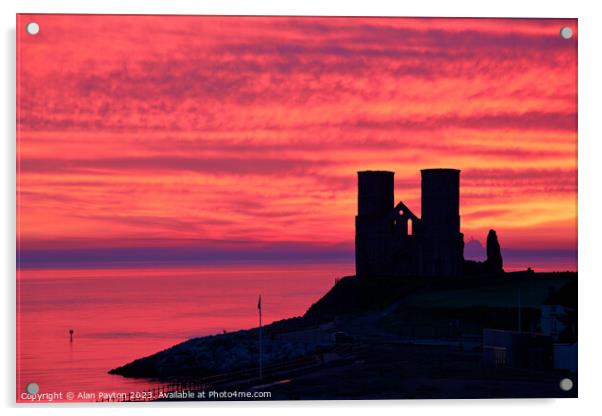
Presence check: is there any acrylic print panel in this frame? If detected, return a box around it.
[16,14,577,402]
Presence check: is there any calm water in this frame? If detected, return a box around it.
[16,263,352,402]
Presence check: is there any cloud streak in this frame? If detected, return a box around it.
[16,15,578,270]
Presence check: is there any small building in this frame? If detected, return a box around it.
[483,329,553,370]
[541,280,577,341]
[541,305,571,340]
[540,281,577,372]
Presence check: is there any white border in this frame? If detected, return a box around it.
[3,1,601,415]
[5,0,587,17]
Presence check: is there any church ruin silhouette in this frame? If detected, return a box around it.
[355,169,466,278]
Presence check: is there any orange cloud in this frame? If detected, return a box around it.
[17,15,577,270]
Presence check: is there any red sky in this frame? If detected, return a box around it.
[16,15,577,270]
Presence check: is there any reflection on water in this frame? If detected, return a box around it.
[17,263,352,402]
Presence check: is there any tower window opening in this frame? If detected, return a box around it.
[408,218,413,236]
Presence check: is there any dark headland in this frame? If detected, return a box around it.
[109,169,577,399]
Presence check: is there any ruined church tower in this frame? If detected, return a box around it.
[420,169,463,277]
[355,171,395,277]
[355,168,464,278]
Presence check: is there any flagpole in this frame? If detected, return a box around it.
[517,288,522,332]
[258,294,263,380]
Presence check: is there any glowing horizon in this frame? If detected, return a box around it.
[17,15,578,271]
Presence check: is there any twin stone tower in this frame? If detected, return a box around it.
[355,169,465,278]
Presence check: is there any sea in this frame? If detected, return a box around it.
[16,263,353,402]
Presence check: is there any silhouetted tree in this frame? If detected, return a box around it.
[485,229,503,273]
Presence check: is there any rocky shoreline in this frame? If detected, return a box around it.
[110,271,577,387]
